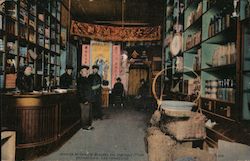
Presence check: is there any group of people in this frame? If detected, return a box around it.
[77,65,103,130]
[15,64,103,131]
[15,64,150,131]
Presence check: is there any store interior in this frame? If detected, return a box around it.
[1,0,250,161]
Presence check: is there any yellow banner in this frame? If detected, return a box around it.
[91,41,112,84]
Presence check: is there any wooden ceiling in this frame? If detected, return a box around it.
[70,0,164,26]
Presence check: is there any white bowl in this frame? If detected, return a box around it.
[161,100,195,107]
[161,106,193,111]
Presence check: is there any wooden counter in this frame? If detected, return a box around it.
[1,91,81,149]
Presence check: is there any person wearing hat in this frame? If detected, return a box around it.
[16,65,34,93]
[77,65,94,130]
[112,77,125,107]
[60,65,73,89]
[88,65,103,119]
[135,78,149,110]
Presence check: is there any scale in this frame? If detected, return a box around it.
[170,0,183,57]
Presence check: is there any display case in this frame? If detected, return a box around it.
[0,0,65,92]
[164,0,250,147]
[241,19,250,120]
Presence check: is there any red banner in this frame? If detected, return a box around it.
[81,44,90,65]
[71,20,161,42]
[112,45,121,87]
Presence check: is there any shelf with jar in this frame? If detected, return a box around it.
[184,0,202,30]
[202,1,236,42]
[0,0,65,91]
[184,30,202,52]
[201,42,236,70]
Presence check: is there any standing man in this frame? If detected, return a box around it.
[60,65,73,89]
[89,65,103,119]
[77,65,94,130]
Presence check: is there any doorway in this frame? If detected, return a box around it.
[128,66,149,96]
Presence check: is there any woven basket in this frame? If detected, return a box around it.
[152,66,201,117]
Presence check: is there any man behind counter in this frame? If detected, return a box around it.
[60,65,73,89]
[16,65,34,93]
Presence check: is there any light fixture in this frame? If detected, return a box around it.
[232,0,239,18]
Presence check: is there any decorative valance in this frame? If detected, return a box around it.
[71,20,161,42]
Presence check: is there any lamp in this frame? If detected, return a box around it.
[232,0,239,17]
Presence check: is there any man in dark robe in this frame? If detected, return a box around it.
[135,79,149,110]
[16,65,34,93]
[88,65,103,119]
[112,77,125,106]
[60,65,73,89]
[77,65,94,130]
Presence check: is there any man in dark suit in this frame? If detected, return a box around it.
[112,77,125,106]
[77,65,94,130]
[60,65,73,89]
[89,65,103,119]
[16,65,34,93]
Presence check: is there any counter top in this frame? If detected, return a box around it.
[4,89,77,98]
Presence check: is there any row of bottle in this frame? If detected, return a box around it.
[208,9,231,37]
[186,30,201,50]
[186,2,202,28]
[211,42,236,67]
[193,49,201,71]
[205,79,236,102]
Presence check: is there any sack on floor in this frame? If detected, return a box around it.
[172,147,216,161]
[147,127,176,161]
[150,110,161,126]
[160,113,206,141]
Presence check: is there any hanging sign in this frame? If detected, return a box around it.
[112,45,121,87]
[71,20,161,42]
[81,44,90,65]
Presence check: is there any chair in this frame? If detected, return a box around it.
[112,94,124,107]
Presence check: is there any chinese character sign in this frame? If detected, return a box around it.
[112,45,121,87]
[82,44,90,65]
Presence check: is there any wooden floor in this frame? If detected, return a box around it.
[34,106,151,161]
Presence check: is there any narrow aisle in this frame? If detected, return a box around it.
[35,107,150,161]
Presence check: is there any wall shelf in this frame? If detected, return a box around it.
[183,42,201,53]
[202,64,236,72]
[184,14,202,32]
[201,97,235,105]
[202,26,236,44]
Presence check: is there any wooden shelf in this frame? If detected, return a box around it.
[183,70,200,77]
[202,26,237,44]
[241,16,250,23]
[183,42,201,53]
[202,109,236,122]
[184,15,202,32]
[206,126,234,142]
[202,64,236,72]
[201,97,235,105]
